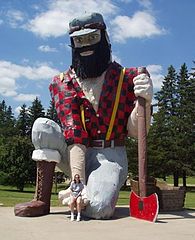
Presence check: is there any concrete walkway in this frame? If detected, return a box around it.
[0,206,195,240]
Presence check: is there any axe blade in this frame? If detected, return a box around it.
[130,191,159,222]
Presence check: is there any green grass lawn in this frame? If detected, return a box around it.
[0,185,61,207]
[185,192,195,209]
[0,184,194,209]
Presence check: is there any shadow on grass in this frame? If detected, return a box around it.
[0,188,35,194]
[0,187,67,194]
[0,189,35,193]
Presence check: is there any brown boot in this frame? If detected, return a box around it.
[14,161,56,217]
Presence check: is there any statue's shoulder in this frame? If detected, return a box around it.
[51,68,72,83]
[125,66,150,77]
[125,67,138,77]
[108,61,137,77]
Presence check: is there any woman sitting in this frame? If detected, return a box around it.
[69,174,84,221]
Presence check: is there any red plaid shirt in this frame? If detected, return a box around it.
[49,62,138,146]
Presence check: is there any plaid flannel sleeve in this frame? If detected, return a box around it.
[49,77,89,146]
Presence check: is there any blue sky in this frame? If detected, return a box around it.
[0,0,195,115]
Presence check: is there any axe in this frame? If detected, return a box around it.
[129,67,159,222]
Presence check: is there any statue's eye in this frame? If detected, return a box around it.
[74,37,83,43]
[88,34,99,41]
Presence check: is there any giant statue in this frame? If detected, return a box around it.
[14,12,153,219]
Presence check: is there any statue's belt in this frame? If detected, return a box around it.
[89,139,125,148]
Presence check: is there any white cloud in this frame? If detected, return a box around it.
[0,62,18,96]
[21,65,59,80]
[38,45,57,52]
[111,11,166,42]
[0,60,59,98]
[4,0,166,46]
[0,19,3,25]
[138,0,152,9]
[25,0,118,38]
[0,84,17,97]
[146,64,164,89]
[0,60,59,81]
[14,93,40,102]
[6,10,26,28]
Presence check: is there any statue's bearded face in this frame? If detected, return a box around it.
[71,30,111,79]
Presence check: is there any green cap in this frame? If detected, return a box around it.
[69,12,106,37]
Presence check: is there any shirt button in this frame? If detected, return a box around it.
[97,130,101,134]
[96,113,99,117]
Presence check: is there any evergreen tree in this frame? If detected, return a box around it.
[148,64,195,185]
[28,97,45,130]
[189,62,195,174]
[16,104,31,136]
[126,138,138,177]
[148,109,169,179]
[0,136,35,191]
[0,100,6,136]
[46,100,61,125]
[148,65,180,185]
[176,63,195,185]
[0,132,7,183]
[0,100,16,137]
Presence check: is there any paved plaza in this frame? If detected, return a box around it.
[0,206,195,240]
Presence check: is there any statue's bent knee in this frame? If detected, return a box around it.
[84,161,124,219]
[31,117,63,163]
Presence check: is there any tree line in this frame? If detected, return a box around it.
[0,63,194,191]
[0,98,59,191]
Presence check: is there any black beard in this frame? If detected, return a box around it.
[71,31,111,79]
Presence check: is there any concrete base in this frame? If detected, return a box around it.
[0,206,195,240]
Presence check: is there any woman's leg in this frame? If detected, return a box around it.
[70,196,76,212]
[76,196,82,221]
[76,196,82,213]
[69,196,76,221]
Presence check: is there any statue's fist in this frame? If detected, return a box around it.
[133,73,153,102]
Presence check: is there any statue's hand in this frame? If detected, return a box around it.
[133,73,153,103]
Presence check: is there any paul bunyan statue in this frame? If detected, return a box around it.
[14,12,153,219]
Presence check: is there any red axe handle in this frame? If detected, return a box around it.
[138,97,147,197]
[137,67,147,198]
